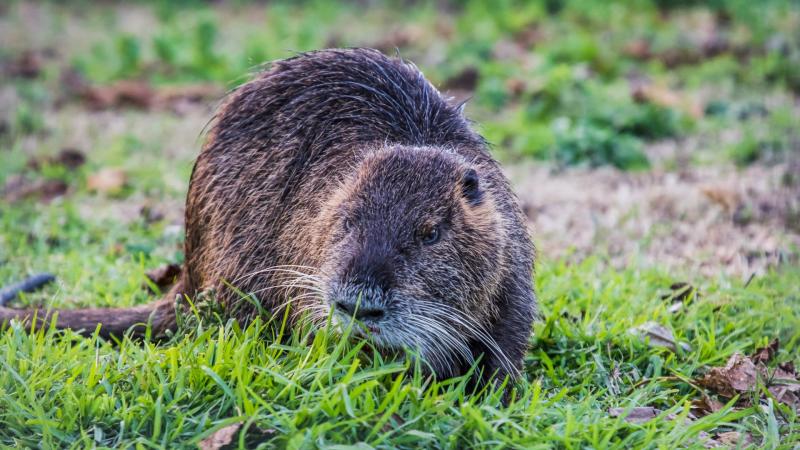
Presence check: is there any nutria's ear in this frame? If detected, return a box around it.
[461,168,483,206]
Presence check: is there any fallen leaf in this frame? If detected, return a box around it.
[371,26,425,53]
[5,50,43,78]
[140,203,165,223]
[82,80,155,110]
[662,282,696,303]
[698,353,758,398]
[442,66,480,93]
[87,168,127,194]
[691,396,725,417]
[700,185,741,213]
[80,80,221,111]
[710,431,753,448]
[27,148,86,171]
[608,406,660,424]
[631,321,692,352]
[767,361,800,408]
[623,39,652,59]
[145,263,181,292]
[199,423,241,450]
[3,175,68,203]
[750,339,779,365]
[631,82,704,119]
[661,282,697,314]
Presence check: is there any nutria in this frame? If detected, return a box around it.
[1,48,538,382]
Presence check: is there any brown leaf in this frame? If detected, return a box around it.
[778,361,796,376]
[442,66,480,93]
[87,168,128,194]
[198,423,241,450]
[27,148,86,172]
[768,385,800,408]
[623,39,652,59]
[145,263,181,291]
[3,175,68,203]
[82,80,155,110]
[608,406,660,424]
[710,431,753,448]
[631,82,704,119]
[140,203,165,224]
[691,396,725,417]
[80,80,221,111]
[662,282,696,302]
[371,26,424,53]
[750,339,779,365]
[5,50,43,79]
[700,185,741,213]
[631,321,692,352]
[698,353,758,398]
[661,282,697,314]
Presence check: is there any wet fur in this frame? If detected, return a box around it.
[1,48,538,382]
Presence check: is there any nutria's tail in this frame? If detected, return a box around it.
[0,280,180,340]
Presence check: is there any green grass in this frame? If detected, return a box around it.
[1,226,799,447]
[1,196,799,447]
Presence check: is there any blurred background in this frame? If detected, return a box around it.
[1,0,798,304]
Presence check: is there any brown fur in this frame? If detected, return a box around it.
[1,49,538,381]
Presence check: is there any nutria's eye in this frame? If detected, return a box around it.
[342,218,354,233]
[420,225,441,245]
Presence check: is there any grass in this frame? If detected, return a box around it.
[2,217,799,448]
[1,192,799,447]
[1,242,798,447]
[1,0,799,448]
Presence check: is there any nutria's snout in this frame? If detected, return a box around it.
[329,282,391,325]
[327,255,397,336]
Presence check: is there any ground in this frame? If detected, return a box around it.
[1,1,799,448]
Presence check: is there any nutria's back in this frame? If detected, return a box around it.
[184,48,537,380]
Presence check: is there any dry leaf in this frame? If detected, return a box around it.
[87,168,128,194]
[198,423,241,450]
[631,321,692,352]
[3,175,68,203]
[623,39,652,59]
[698,353,758,398]
[608,406,660,424]
[82,80,155,110]
[145,263,181,291]
[700,186,741,213]
[27,148,86,171]
[5,50,43,78]
[442,66,480,93]
[80,80,221,110]
[371,26,425,53]
[662,282,696,303]
[691,396,725,417]
[698,345,800,409]
[767,361,800,408]
[750,339,779,365]
[631,82,704,119]
[709,431,753,448]
[139,203,165,223]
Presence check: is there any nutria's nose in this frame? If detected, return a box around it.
[335,300,385,321]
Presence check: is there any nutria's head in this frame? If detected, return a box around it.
[317,146,514,377]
